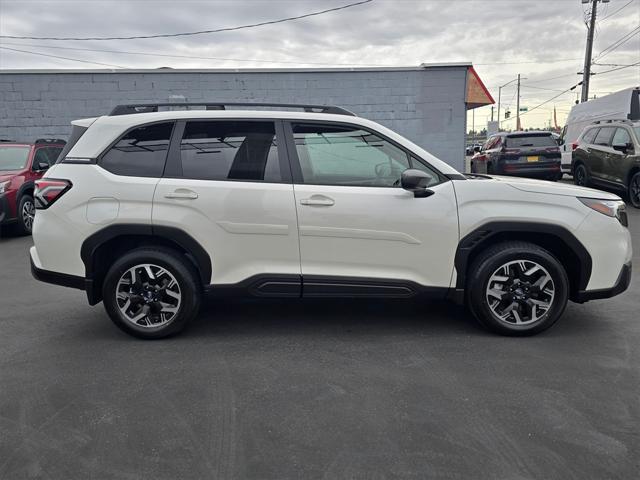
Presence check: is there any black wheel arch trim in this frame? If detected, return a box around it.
[454,221,592,297]
[80,224,212,302]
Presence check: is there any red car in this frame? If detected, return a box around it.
[0,139,66,235]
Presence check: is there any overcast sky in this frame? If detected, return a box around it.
[0,0,638,128]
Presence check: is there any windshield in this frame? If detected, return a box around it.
[0,146,30,171]
[505,135,556,148]
[634,126,640,142]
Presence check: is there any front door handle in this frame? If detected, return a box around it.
[164,189,199,200]
[300,195,335,207]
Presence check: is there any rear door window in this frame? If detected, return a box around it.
[593,127,615,147]
[505,135,556,148]
[179,121,281,182]
[100,122,174,177]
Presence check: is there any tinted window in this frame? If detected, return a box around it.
[180,121,280,182]
[612,128,631,146]
[0,146,30,171]
[593,127,614,147]
[582,128,598,144]
[101,122,173,177]
[292,123,411,187]
[34,147,62,169]
[505,135,556,148]
[56,125,87,163]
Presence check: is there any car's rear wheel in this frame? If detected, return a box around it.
[102,247,201,339]
[574,164,589,187]
[16,195,35,235]
[628,171,640,209]
[467,241,569,336]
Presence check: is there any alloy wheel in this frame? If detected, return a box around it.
[22,200,35,232]
[116,263,182,328]
[485,260,555,326]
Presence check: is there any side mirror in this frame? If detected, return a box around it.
[36,162,49,171]
[612,143,631,154]
[473,146,481,153]
[557,138,564,146]
[401,169,435,198]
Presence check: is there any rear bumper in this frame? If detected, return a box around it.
[574,262,632,303]
[30,249,99,303]
[30,254,85,290]
[499,162,561,178]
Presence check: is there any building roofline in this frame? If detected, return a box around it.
[0,63,473,75]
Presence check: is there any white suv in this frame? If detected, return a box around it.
[30,103,633,339]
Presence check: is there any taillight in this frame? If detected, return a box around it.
[34,179,72,209]
[571,142,579,151]
[503,148,520,155]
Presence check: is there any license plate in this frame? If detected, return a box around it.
[527,156,539,162]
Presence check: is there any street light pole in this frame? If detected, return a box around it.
[516,74,521,130]
[497,75,525,131]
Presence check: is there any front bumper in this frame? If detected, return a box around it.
[0,193,14,225]
[574,262,632,303]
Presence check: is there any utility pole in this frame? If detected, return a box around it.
[581,0,600,103]
[491,106,494,122]
[516,74,521,130]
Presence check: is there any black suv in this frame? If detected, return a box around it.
[470,131,562,180]
[572,119,640,208]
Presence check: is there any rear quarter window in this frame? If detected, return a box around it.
[100,122,174,177]
[581,128,598,144]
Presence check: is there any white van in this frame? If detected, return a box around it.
[559,87,639,175]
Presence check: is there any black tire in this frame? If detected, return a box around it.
[102,247,201,339]
[16,194,35,235]
[467,241,569,336]
[573,163,589,187]
[628,171,640,209]
[487,163,494,175]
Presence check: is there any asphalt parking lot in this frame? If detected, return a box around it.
[1,208,638,480]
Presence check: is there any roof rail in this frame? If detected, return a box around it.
[35,138,67,144]
[592,118,633,125]
[108,102,357,117]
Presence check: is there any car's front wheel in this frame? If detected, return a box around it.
[102,247,201,339]
[467,241,569,336]
[17,194,35,235]
[628,171,640,209]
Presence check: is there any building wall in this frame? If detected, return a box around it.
[0,68,468,170]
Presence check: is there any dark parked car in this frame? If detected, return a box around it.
[0,138,65,234]
[572,119,640,208]
[470,131,562,180]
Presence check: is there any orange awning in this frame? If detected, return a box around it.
[466,66,495,110]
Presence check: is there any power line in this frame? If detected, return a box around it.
[0,0,373,41]
[593,25,640,60]
[593,61,640,74]
[0,46,128,68]
[0,42,389,67]
[599,0,637,22]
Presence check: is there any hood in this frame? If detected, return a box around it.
[487,175,622,200]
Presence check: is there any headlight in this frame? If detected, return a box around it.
[578,197,628,227]
[0,180,10,194]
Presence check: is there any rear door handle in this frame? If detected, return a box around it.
[300,195,335,207]
[164,189,199,200]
